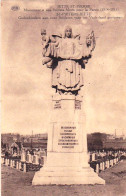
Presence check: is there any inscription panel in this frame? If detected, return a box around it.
[53,100,61,109]
[53,123,83,152]
[75,100,81,110]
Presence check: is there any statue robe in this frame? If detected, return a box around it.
[51,38,91,92]
[42,37,91,92]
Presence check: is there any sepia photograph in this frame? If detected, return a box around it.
[1,0,126,195]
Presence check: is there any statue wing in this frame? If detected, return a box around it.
[86,31,96,51]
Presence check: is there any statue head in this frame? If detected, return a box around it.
[41,29,46,35]
[64,26,73,38]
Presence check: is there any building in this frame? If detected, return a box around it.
[87,132,107,151]
[1,133,47,155]
[103,138,126,150]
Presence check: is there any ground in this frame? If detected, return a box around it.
[1,161,126,196]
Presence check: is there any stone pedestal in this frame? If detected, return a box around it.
[32,94,105,185]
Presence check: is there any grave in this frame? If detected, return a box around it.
[21,150,26,162]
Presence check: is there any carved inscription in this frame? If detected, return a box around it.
[53,123,83,152]
[54,100,61,109]
[75,100,81,109]
[58,126,79,149]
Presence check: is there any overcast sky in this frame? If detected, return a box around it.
[1,0,126,135]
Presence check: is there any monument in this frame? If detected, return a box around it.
[32,26,105,185]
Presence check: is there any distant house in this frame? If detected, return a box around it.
[10,142,22,156]
[103,139,126,150]
[1,133,21,152]
[1,134,14,151]
[87,132,107,151]
[87,132,126,151]
[22,139,47,151]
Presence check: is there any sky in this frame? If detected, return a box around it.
[1,0,126,135]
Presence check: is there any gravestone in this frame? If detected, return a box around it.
[16,161,18,169]
[107,160,110,168]
[92,153,96,161]
[12,160,15,168]
[23,163,27,172]
[32,26,105,185]
[102,162,105,171]
[26,152,29,163]
[21,150,26,162]
[100,162,103,171]
[105,160,108,168]
[42,156,47,165]
[28,154,32,163]
[33,155,39,165]
[96,164,99,174]
[5,159,8,166]
[31,155,34,163]
[7,159,10,166]
[114,158,116,164]
[19,162,22,170]
[10,160,13,167]
[1,157,4,164]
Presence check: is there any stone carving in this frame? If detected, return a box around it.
[32,26,105,185]
[41,26,95,95]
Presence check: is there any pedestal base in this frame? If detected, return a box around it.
[32,95,105,185]
[32,166,105,185]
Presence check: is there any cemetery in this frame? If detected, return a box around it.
[1,150,126,196]
[1,149,126,174]
[1,10,126,194]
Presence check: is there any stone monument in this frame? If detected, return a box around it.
[32,26,105,185]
